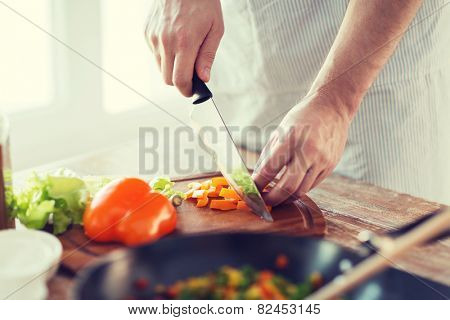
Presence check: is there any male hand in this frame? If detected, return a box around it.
[145,0,224,96]
[252,92,352,206]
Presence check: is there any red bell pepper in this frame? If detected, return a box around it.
[83,177,176,246]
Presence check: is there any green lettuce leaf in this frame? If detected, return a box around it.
[17,199,55,230]
[231,167,259,196]
[8,169,111,234]
[52,208,73,235]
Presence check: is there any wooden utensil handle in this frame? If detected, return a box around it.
[307,206,450,300]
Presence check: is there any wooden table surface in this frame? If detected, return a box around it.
[14,140,450,299]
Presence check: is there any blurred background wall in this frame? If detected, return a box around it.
[0,0,189,170]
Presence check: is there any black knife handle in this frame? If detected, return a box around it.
[192,72,212,104]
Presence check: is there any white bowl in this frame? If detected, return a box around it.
[0,229,62,300]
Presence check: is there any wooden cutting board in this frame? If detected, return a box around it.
[58,172,326,273]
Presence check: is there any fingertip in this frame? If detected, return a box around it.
[195,64,210,82]
[261,192,273,205]
[252,171,268,191]
[180,86,193,97]
[262,190,284,207]
[201,67,210,82]
[173,76,193,97]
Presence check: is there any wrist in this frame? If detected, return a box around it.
[307,72,364,121]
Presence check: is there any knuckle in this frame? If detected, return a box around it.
[160,31,171,47]
[280,183,296,196]
[317,151,329,164]
[174,30,190,49]
[304,139,319,154]
[173,76,191,96]
[173,74,188,88]
[298,186,308,196]
[150,34,158,47]
[199,50,216,64]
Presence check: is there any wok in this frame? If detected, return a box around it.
[74,233,449,300]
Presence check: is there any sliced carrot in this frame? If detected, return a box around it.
[207,185,222,198]
[260,281,285,300]
[310,271,323,289]
[218,187,241,201]
[211,177,228,187]
[192,189,208,199]
[196,197,209,207]
[259,270,274,282]
[209,199,237,211]
[236,201,250,211]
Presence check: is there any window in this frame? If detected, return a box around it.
[100,0,184,114]
[1,0,188,170]
[0,0,54,112]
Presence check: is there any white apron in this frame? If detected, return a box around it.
[209,0,450,204]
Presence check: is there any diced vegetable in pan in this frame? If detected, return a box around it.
[144,261,323,300]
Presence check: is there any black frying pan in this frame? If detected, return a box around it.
[73,233,449,300]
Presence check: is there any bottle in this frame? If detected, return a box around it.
[0,113,15,229]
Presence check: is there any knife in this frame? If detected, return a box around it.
[190,73,273,222]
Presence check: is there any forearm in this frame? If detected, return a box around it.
[309,0,423,120]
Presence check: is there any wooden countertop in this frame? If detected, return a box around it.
[14,141,450,299]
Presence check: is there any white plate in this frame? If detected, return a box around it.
[0,229,62,299]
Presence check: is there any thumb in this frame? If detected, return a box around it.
[195,26,223,82]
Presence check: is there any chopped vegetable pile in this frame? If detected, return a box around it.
[142,263,323,300]
[185,176,271,212]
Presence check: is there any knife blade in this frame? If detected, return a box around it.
[190,73,273,222]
